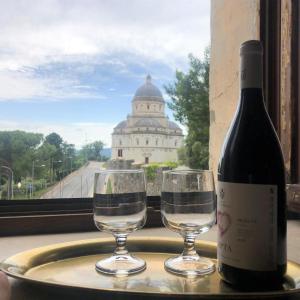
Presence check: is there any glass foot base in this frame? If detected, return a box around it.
[165,255,215,276]
[95,254,146,276]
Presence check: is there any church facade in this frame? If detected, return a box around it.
[111,75,184,164]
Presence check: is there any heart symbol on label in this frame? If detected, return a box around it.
[218,211,231,236]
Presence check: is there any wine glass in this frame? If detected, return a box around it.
[93,169,147,275]
[161,169,216,276]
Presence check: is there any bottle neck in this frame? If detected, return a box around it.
[240,52,263,89]
[239,88,266,117]
[239,50,265,112]
[240,88,263,102]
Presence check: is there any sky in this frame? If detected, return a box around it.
[0,0,210,148]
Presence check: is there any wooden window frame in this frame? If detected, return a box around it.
[290,0,300,183]
[0,197,162,236]
[260,0,294,180]
[260,0,282,134]
[261,0,300,215]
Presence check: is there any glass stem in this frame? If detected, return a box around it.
[182,235,197,257]
[114,234,128,256]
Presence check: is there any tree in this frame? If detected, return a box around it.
[80,140,104,161]
[61,143,76,174]
[165,49,210,169]
[35,142,57,180]
[45,132,63,150]
[0,131,43,180]
[0,130,91,194]
[91,141,104,161]
[45,132,64,178]
[177,146,188,166]
[62,143,76,158]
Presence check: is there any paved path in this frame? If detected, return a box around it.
[41,161,104,199]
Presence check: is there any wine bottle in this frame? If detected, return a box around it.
[217,40,287,288]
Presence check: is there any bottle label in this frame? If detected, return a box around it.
[217,181,277,271]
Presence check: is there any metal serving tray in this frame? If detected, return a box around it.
[1,237,300,299]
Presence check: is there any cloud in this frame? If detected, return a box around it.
[0,1,210,70]
[0,0,210,101]
[0,120,115,147]
[0,68,107,101]
[0,70,47,101]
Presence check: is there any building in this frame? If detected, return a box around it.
[111,75,184,164]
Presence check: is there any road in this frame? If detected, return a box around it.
[41,161,104,199]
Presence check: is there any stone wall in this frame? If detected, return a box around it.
[105,159,171,196]
[143,166,171,196]
[111,132,182,164]
[106,159,136,170]
[132,100,165,116]
[209,0,260,178]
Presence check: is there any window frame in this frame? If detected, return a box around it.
[118,149,123,157]
[261,0,300,215]
[261,0,300,184]
[0,197,162,236]
[290,0,300,183]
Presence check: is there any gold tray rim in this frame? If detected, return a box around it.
[1,236,300,298]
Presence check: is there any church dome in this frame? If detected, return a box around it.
[168,121,182,131]
[114,120,127,129]
[133,75,164,102]
[134,118,162,128]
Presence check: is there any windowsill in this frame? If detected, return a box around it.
[0,197,162,236]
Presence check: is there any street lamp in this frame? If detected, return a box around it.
[0,166,14,200]
[31,161,45,199]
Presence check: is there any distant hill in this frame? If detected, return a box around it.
[101,148,111,159]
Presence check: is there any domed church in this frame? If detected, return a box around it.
[111,75,184,164]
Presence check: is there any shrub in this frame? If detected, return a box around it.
[144,161,178,181]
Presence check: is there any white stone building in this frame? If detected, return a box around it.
[111,75,184,164]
